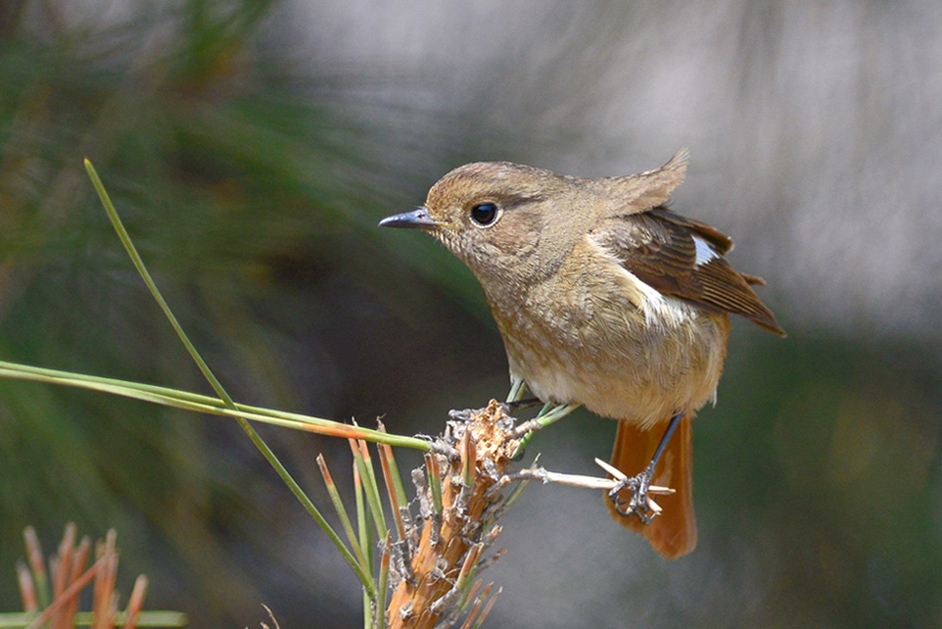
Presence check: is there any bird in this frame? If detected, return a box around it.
[379,150,785,558]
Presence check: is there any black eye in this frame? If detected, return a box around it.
[470,202,499,226]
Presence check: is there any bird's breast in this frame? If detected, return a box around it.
[484,237,731,428]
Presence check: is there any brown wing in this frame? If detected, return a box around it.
[594,207,786,336]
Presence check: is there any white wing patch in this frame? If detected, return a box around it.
[587,234,698,328]
[622,269,699,327]
[693,235,718,266]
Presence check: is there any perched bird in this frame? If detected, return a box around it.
[380,151,784,558]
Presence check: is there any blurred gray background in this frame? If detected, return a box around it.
[1,0,940,626]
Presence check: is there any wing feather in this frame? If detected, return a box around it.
[592,207,785,336]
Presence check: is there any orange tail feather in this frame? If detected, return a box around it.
[606,415,697,559]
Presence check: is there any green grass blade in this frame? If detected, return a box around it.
[84,159,233,407]
[0,361,429,449]
[82,160,376,595]
[317,455,373,583]
[349,440,389,543]
[377,534,391,629]
[0,610,189,627]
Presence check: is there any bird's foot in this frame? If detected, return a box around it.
[606,461,674,525]
[502,397,542,414]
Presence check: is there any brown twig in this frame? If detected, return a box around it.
[386,400,519,629]
[26,556,107,629]
[16,525,160,629]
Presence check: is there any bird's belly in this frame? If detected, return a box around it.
[503,309,730,429]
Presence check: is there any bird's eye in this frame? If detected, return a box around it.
[470,202,500,226]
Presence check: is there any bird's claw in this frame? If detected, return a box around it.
[607,461,673,525]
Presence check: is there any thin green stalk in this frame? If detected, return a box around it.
[0,361,429,450]
[501,475,532,511]
[84,160,377,595]
[349,440,389,543]
[353,459,373,576]
[377,444,407,545]
[316,455,372,582]
[513,402,581,454]
[376,423,410,513]
[377,534,391,629]
[84,159,233,408]
[0,610,189,627]
[536,403,581,428]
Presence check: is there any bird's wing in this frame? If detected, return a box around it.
[592,207,785,336]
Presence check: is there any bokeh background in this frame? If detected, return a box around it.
[2,0,941,626]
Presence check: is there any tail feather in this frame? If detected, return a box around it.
[606,415,697,559]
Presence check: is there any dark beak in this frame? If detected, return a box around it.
[378,207,440,229]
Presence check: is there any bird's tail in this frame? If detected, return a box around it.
[606,415,697,559]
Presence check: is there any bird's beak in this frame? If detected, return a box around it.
[378,207,441,229]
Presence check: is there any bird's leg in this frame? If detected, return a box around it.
[608,412,684,524]
[505,397,543,412]
[505,376,528,404]
[502,376,543,420]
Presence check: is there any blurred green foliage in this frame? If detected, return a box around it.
[695,332,942,627]
[0,1,483,624]
[1,1,940,628]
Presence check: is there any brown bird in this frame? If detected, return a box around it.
[380,150,785,558]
